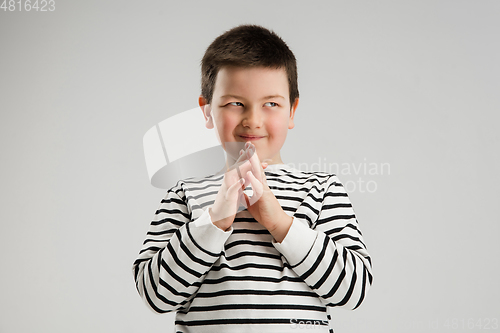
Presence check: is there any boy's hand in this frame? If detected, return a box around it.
[209,144,260,231]
[241,143,293,243]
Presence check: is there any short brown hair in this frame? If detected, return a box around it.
[200,24,299,108]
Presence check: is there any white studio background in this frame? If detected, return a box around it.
[1,1,499,332]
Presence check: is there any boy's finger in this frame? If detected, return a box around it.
[232,149,250,168]
[245,170,264,206]
[245,144,265,184]
[226,150,251,182]
[247,170,263,194]
[232,145,257,173]
[241,192,250,209]
[233,158,252,181]
[225,178,245,201]
[219,178,246,218]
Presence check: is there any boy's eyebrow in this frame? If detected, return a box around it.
[220,94,285,100]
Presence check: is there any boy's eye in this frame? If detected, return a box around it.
[226,101,278,107]
[264,102,278,107]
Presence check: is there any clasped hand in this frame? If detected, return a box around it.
[209,142,291,239]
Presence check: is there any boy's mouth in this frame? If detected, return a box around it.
[239,135,265,141]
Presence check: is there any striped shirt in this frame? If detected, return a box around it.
[132,163,373,332]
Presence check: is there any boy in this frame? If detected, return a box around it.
[133,24,373,332]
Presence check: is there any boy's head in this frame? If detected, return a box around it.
[199,24,300,165]
[199,24,299,107]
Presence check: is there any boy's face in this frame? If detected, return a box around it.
[200,66,298,166]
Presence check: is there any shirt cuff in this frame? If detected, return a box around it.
[190,207,233,253]
[272,216,318,267]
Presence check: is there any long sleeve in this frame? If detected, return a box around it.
[132,186,232,313]
[273,174,373,310]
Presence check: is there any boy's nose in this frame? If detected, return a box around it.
[242,107,263,128]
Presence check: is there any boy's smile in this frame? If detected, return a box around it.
[200,66,299,167]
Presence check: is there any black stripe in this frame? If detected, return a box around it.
[155,208,190,220]
[323,223,360,236]
[146,228,177,236]
[184,303,326,313]
[294,213,313,226]
[323,203,352,209]
[196,275,303,285]
[166,241,202,278]
[331,234,365,248]
[299,236,329,278]
[332,252,357,307]
[224,251,281,261]
[189,190,218,201]
[353,264,367,310]
[322,247,348,299]
[193,201,216,212]
[176,317,328,327]
[160,196,185,206]
[232,229,271,235]
[177,230,213,267]
[139,246,163,254]
[187,182,221,193]
[277,191,325,204]
[267,170,329,182]
[210,262,288,272]
[323,192,348,198]
[312,247,339,290]
[275,194,307,203]
[316,214,356,226]
[151,217,185,227]
[233,216,261,223]
[160,256,191,288]
[367,266,373,285]
[346,245,365,252]
[269,184,327,197]
[146,258,179,309]
[157,272,192,299]
[194,289,318,299]
[225,239,273,250]
[298,200,321,215]
[142,238,168,245]
[143,281,170,314]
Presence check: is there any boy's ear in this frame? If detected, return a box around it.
[199,95,214,129]
[288,98,299,130]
